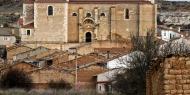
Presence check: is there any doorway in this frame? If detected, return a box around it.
[85,32,92,42]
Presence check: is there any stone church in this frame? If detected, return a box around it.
[19,0,156,49]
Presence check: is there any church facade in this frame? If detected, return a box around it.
[19,0,156,48]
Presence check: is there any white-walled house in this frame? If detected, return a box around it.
[95,69,120,94]
[0,28,17,47]
[158,26,183,41]
[106,51,143,69]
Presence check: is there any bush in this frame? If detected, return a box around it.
[0,69,32,90]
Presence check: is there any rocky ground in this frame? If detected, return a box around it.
[158,1,190,26]
[0,0,22,27]
[158,1,190,12]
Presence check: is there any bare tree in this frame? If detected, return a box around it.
[113,31,190,95]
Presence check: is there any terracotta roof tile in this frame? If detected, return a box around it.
[94,47,131,54]
[53,53,105,70]
[76,66,107,82]
[22,23,34,29]
[17,18,23,26]
[60,54,105,69]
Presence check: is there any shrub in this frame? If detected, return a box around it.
[0,69,32,90]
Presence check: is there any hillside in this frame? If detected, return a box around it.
[158,1,190,12]
[0,0,22,27]
[0,0,22,14]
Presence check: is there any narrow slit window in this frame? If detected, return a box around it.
[125,9,129,19]
[48,6,53,16]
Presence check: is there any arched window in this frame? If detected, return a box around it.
[125,9,129,19]
[100,13,106,17]
[72,12,77,16]
[86,13,91,17]
[48,6,53,16]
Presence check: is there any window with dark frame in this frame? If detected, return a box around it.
[125,9,129,19]
[48,6,53,16]
[3,37,8,41]
[86,13,91,17]
[26,30,31,36]
[72,12,77,16]
[100,13,106,17]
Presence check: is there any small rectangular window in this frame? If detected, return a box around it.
[48,6,53,16]
[3,37,8,41]
[26,30,31,36]
[99,86,101,91]
[164,32,166,36]
[125,9,129,19]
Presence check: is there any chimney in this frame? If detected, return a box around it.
[107,51,110,59]
[11,29,15,35]
[178,27,181,33]
[0,24,3,28]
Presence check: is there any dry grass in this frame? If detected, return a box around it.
[0,89,120,95]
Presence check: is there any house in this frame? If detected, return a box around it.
[19,0,156,49]
[95,69,119,94]
[0,61,75,89]
[157,26,185,41]
[0,28,17,46]
[7,45,32,63]
[28,67,75,89]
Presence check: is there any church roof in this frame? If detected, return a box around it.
[69,0,152,4]
[25,0,152,4]
[35,0,66,3]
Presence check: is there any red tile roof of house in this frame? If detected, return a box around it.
[17,18,34,29]
[58,53,106,69]
[17,18,23,26]
[22,23,34,29]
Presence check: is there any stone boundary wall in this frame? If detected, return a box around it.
[147,56,190,95]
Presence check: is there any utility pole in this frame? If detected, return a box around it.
[75,51,78,89]
[69,47,78,89]
[137,0,140,36]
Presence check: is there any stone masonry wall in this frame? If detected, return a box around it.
[147,56,190,95]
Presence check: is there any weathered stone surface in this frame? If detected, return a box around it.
[164,75,176,80]
[159,12,190,25]
[169,70,181,75]
[176,75,183,80]
[183,84,189,90]
[164,85,176,90]
[184,90,190,94]
[147,56,190,95]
